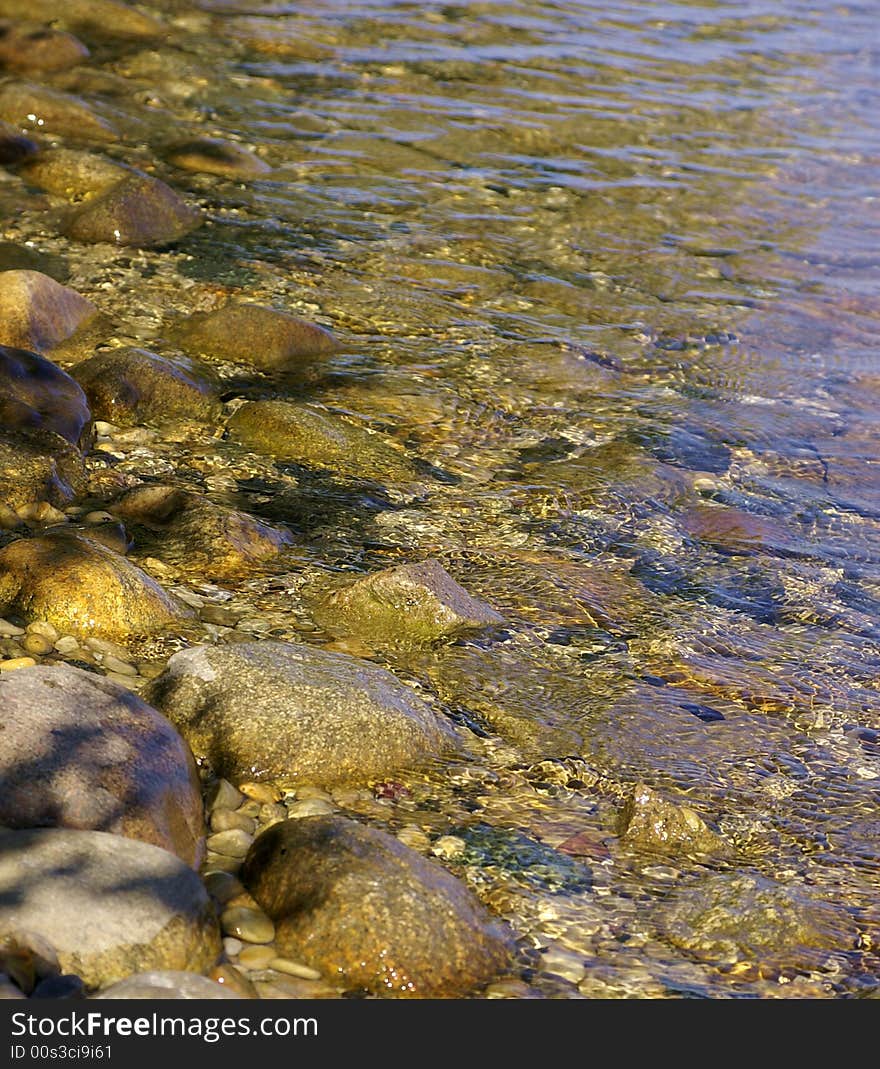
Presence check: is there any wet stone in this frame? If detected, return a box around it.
[207,778,245,813]
[220,905,275,945]
[93,971,241,1000]
[0,1,166,39]
[206,829,253,859]
[203,870,244,906]
[618,784,730,859]
[0,81,116,141]
[164,137,271,179]
[0,344,92,450]
[0,21,90,72]
[18,148,132,200]
[0,271,98,355]
[62,174,203,248]
[210,809,256,835]
[0,119,36,164]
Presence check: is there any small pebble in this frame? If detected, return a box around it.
[200,604,242,627]
[223,937,243,957]
[207,778,245,812]
[136,661,165,680]
[21,633,53,656]
[0,505,22,530]
[288,798,334,819]
[83,511,115,524]
[16,502,67,524]
[239,782,282,804]
[220,906,275,944]
[203,854,242,874]
[431,835,467,860]
[94,421,118,436]
[203,870,245,905]
[0,657,36,672]
[103,654,137,676]
[104,672,138,689]
[269,958,322,981]
[26,621,58,642]
[236,800,261,819]
[210,809,256,835]
[85,636,131,660]
[237,945,276,970]
[207,829,254,859]
[54,636,79,653]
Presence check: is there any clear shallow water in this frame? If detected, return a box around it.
[9,0,880,996]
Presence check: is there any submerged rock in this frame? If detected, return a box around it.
[227,400,422,490]
[72,347,221,426]
[618,784,730,859]
[0,270,98,354]
[17,148,131,200]
[144,640,458,787]
[681,504,797,557]
[0,21,90,72]
[63,174,202,247]
[0,664,205,866]
[0,81,116,141]
[241,816,516,998]
[0,427,86,509]
[0,530,196,639]
[0,119,36,164]
[0,828,220,989]
[172,302,340,373]
[0,1,165,39]
[111,484,292,579]
[164,137,271,179]
[93,970,244,1000]
[312,558,504,647]
[0,344,92,448]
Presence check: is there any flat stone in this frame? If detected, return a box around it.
[17,148,132,200]
[144,640,458,788]
[312,558,505,648]
[164,137,271,178]
[93,970,241,1000]
[0,663,205,865]
[0,271,98,355]
[0,81,116,141]
[0,828,220,989]
[0,529,196,640]
[241,816,516,997]
[206,829,253,859]
[63,174,202,248]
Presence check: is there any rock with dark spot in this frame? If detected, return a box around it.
[0,119,37,163]
[227,400,422,491]
[111,484,292,579]
[172,302,340,373]
[0,530,196,639]
[63,174,202,247]
[71,347,221,426]
[17,148,131,200]
[241,816,515,998]
[143,640,459,788]
[0,663,205,866]
[0,21,89,72]
[312,558,504,647]
[0,270,98,354]
[618,784,730,858]
[164,137,271,179]
[0,344,91,449]
[0,81,116,141]
[0,827,220,989]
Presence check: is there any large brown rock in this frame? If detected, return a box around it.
[312,558,504,648]
[0,270,98,354]
[17,148,131,200]
[0,828,220,990]
[144,640,458,788]
[110,484,292,579]
[0,664,205,866]
[0,344,92,448]
[71,347,221,426]
[0,427,87,510]
[172,302,340,373]
[63,174,202,247]
[0,530,196,640]
[241,816,516,998]
[0,21,90,72]
[0,81,116,141]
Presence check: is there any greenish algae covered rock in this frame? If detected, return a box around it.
[241,816,516,998]
[618,784,730,859]
[143,640,459,788]
[312,558,504,647]
[63,174,202,247]
[0,530,195,640]
[227,399,423,491]
[72,347,221,426]
[0,828,220,990]
[172,302,340,372]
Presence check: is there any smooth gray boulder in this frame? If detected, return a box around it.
[93,971,242,999]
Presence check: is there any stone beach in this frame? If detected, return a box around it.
[0,0,877,1004]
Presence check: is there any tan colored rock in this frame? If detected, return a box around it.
[0,828,220,990]
[0,428,87,509]
[0,530,196,640]
[63,174,202,247]
[172,302,340,372]
[0,81,116,141]
[241,816,515,998]
[164,137,271,179]
[0,270,98,354]
[72,348,221,426]
[17,148,130,200]
[618,784,730,859]
[0,1,164,39]
[0,21,90,72]
[0,664,205,866]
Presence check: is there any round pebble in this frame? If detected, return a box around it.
[0,620,25,637]
[288,798,335,819]
[258,803,287,826]
[239,782,282,804]
[207,779,245,812]
[396,825,431,852]
[84,511,115,524]
[26,621,59,642]
[210,810,256,835]
[54,636,79,654]
[294,786,334,802]
[220,905,275,944]
[203,854,242,875]
[102,654,137,676]
[269,958,322,981]
[22,633,53,656]
[223,937,243,957]
[236,944,276,970]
